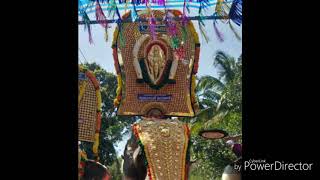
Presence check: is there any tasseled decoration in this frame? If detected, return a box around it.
[115,2,122,21]
[215,0,229,23]
[157,0,165,6]
[182,0,189,27]
[149,16,157,40]
[213,18,224,42]
[132,0,140,4]
[107,0,116,18]
[171,37,180,49]
[118,23,126,47]
[124,0,129,12]
[229,21,241,40]
[199,21,209,43]
[197,0,209,43]
[215,0,225,15]
[95,0,108,28]
[166,13,177,37]
[229,0,242,26]
[175,45,186,60]
[92,133,100,156]
[131,4,138,22]
[131,0,140,22]
[178,4,188,38]
[182,27,188,43]
[104,27,108,42]
[145,1,156,40]
[82,11,94,44]
[197,0,210,11]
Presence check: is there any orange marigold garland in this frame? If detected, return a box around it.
[113,74,122,107]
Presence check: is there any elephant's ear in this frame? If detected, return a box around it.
[133,146,141,163]
[133,146,148,180]
[122,134,141,179]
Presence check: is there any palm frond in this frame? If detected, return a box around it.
[201,90,222,102]
[204,110,229,128]
[197,75,225,92]
[213,51,236,82]
[200,98,218,108]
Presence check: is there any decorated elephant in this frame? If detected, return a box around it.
[111,9,200,180]
[122,133,148,180]
[122,117,191,180]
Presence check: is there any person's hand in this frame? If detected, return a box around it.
[224,134,242,142]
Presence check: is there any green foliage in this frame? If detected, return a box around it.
[79,62,136,167]
[189,51,242,178]
[109,157,123,180]
[190,137,236,179]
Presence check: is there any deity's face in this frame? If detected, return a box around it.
[153,45,160,54]
[149,45,162,59]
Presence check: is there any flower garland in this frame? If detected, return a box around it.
[113,74,122,107]
[191,74,199,113]
[187,21,200,44]
[193,44,200,74]
[185,127,192,180]
[112,27,118,47]
[182,124,190,180]
[79,146,88,178]
[131,123,150,178]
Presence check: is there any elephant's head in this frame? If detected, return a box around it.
[122,118,191,180]
[122,134,147,180]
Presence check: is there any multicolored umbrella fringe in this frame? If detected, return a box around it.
[213,19,224,42]
[229,21,241,40]
[79,0,242,43]
[95,0,108,28]
[197,0,210,42]
[229,0,242,26]
[82,10,94,44]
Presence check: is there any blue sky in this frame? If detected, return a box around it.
[79,11,241,156]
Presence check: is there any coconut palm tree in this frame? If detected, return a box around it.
[190,51,242,135]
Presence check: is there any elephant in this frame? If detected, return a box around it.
[122,133,191,180]
[122,134,148,180]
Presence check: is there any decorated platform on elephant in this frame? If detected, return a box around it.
[112,10,200,117]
